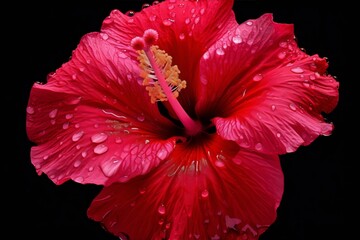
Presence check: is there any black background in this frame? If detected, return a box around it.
[12,0,353,239]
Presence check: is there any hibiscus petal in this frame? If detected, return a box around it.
[26,33,179,185]
[88,135,283,239]
[195,13,339,154]
[101,0,238,111]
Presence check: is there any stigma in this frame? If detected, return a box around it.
[131,29,202,136]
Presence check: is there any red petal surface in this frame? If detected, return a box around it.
[101,0,237,114]
[194,13,339,154]
[26,33,179,185]
[88,135,283,239]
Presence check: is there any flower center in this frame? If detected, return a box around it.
[131,29,202,136]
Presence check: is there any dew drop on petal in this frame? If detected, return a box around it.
[158,204,166,215]
[91,133,108,143]
[65,113,73,119]
[271,105,276,111]
[163,19,174,26]
[62,122,69,129]
[303,81,310,87]
[289,103,297,111]
[94,144,108,154]
[252,74,263,81]
[137,115,145,122]
[179,33,185,40]
[115,137,122,144]
[73,160,81,168]
[232,35,242,44]
[149,15,157,21]
[157,149,168,160]
[201,189,209,198]
[49,109,58,118]
[246,21,253,26]
[100,33,109,40]
[216,48,225,56]
[215,160,225,168]
[203,52,210,60]
[88,166,94,172]
[291,67,304,74]
[81,151,87,158]
[276,132,281,138]
[74,176,84,183]
[142,3,150,9]
[26,106,35,114]
[255,142,263,151]
[185,18,191,25]
[278,51,286,59]
[72,131,84,142]
[100,159,121,177]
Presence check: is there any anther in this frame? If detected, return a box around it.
[131,36,145,51]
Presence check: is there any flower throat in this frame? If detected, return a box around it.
[131,29,202,136]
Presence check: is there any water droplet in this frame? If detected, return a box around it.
[125,10,135,17]
[215,160,225,168]
[72,131,84,142]
[216,48,224,56]
[278,51,286,59]
[289,103,297,111]
[100,33,109,40]
[49,109,58,119]
[309,75,316,80]
[157,149,168,160]
[91,133,108,143]
[246,21,253,26]
[101,159,121,177]
[73,160,81,168]
[163,19,174,26]
[158,204,166,215]
[252,74,263,81]
[115,137,122,144]
[179,33,185,40]
[203,52,210,60]
[271,105,276,111]
[303,80,310,87]
[291,67,304,74]
[185,18,191,24]
[149,15,157,21]
[27,106,34,114]
[168,5,175,10]
[103,16,113,24]
[81,151,87,158]
[94,144,108,154]
[144,139,150,144]
[88,166,94,172]
[232,35,242,44]
[74,176,84,183]
[276,132,281,138]
[152,1,160,5]
[137,115,145,122]
[75,123,80,128]
[62,122,69,129]
[201,189,209,198]
[200,8,205,15]
[142,3,150,9]
[194,17,200,24]
[255,142,263,150]
[279,41,288,48]
[139,187,146,194]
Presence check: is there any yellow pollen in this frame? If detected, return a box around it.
[138,45,187,103]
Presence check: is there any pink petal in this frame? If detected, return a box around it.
[101,0,237,111]
[194,13,339,154]
[88,135,283,239]
[26,33,179,185]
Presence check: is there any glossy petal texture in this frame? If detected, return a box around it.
[101,0,237,116]
[88,135,283,240]
[195,13,339,154]
[26,33,179,185]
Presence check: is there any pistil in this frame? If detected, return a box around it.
[131,29,202,136]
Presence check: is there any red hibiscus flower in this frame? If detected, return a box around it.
[26,0,339,239]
